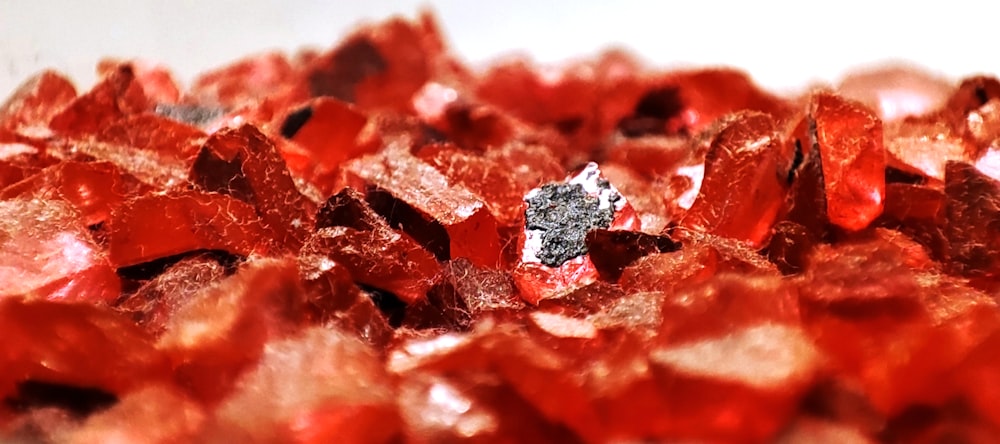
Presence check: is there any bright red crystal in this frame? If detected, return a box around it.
[190,124,316,252]
[680,111,788,246]
[108,190,272,267]
[8,10,1000,443]
[811,92,887,231]
[0,198,119,303]
[343,144,502,268]
[48,65,150,137]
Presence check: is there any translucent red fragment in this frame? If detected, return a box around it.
[1,161,128,227]
[344,145,502,268]
[650,323,821,441]
[0,70,77,135]
[214,327,399,443]
[190,125,315,251]
[190,52,302,109]
[767,221,814,275]
[297,253,394,349]
[0,299,171,422]
[620,69,792,136]
[680,111,788,246]
[0,198,120,303]
[97,113,206,159]
[98,59,181,105]
[884,115,973,183]
[49,65,150,137]
[302,187,440,304]
[158,257,306,404]
[585,229,679,281]
[306,13,455,112]
[811,92,887,231]
[108,190,272,268]
[944,161,1000,277]
[284,98,369,179]
[417,142,564,227]
[413,258,524,329]
[114,254,229,337]
[62,385,206,444]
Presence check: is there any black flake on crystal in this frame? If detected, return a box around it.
[524,182,617,267]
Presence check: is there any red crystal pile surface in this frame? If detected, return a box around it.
[5,11,1000,443]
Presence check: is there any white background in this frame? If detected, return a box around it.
[1,0,996,98]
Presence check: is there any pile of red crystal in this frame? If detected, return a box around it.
[4,11,1000,443]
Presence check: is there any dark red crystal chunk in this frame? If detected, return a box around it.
[302,187,440,304]
[190,124,315,252]
[108,190,272,268]
[343,145,502,268]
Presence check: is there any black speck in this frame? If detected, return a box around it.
[525,182,617,267]
[359,284,407,328]
[787,139,804,185]
[975,85,990,106]
[5,380,118,418]
[280,105,313,139]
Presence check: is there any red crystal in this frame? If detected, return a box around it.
[679,111,788,246]
[343,145,502,268]
[302,187,440,304]
[0,70,77,136]
[811,92,887,231]
[0,198,119,303]
[108,190,272,267]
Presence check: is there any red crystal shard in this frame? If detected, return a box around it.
[115,254,229,337]
[650,323,821,441]
[811,92,887,231]
[417,142,564,228]
[96,113,207,160]
[301,187,440,304]
[282,98,369,180]
[62,385,205,444]
[108,190,272,268]
[306,13,452,112]
[98,59,181,105]
[411,258,525,329]
[191,125,315,251]
[944,161,1000,277]
[158,257,306,404]
[884,115,973,183]
[680,111,788,246]
[344,145,502,267]
[0,70,77,136]
[0,198,119,303]
[1,161,129,227]
[0,299,170,422]
[190,52,301,109]
[514,162,640,304]
[214,327,399,443]
[49,65,150,137]
[620,69,791,136]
